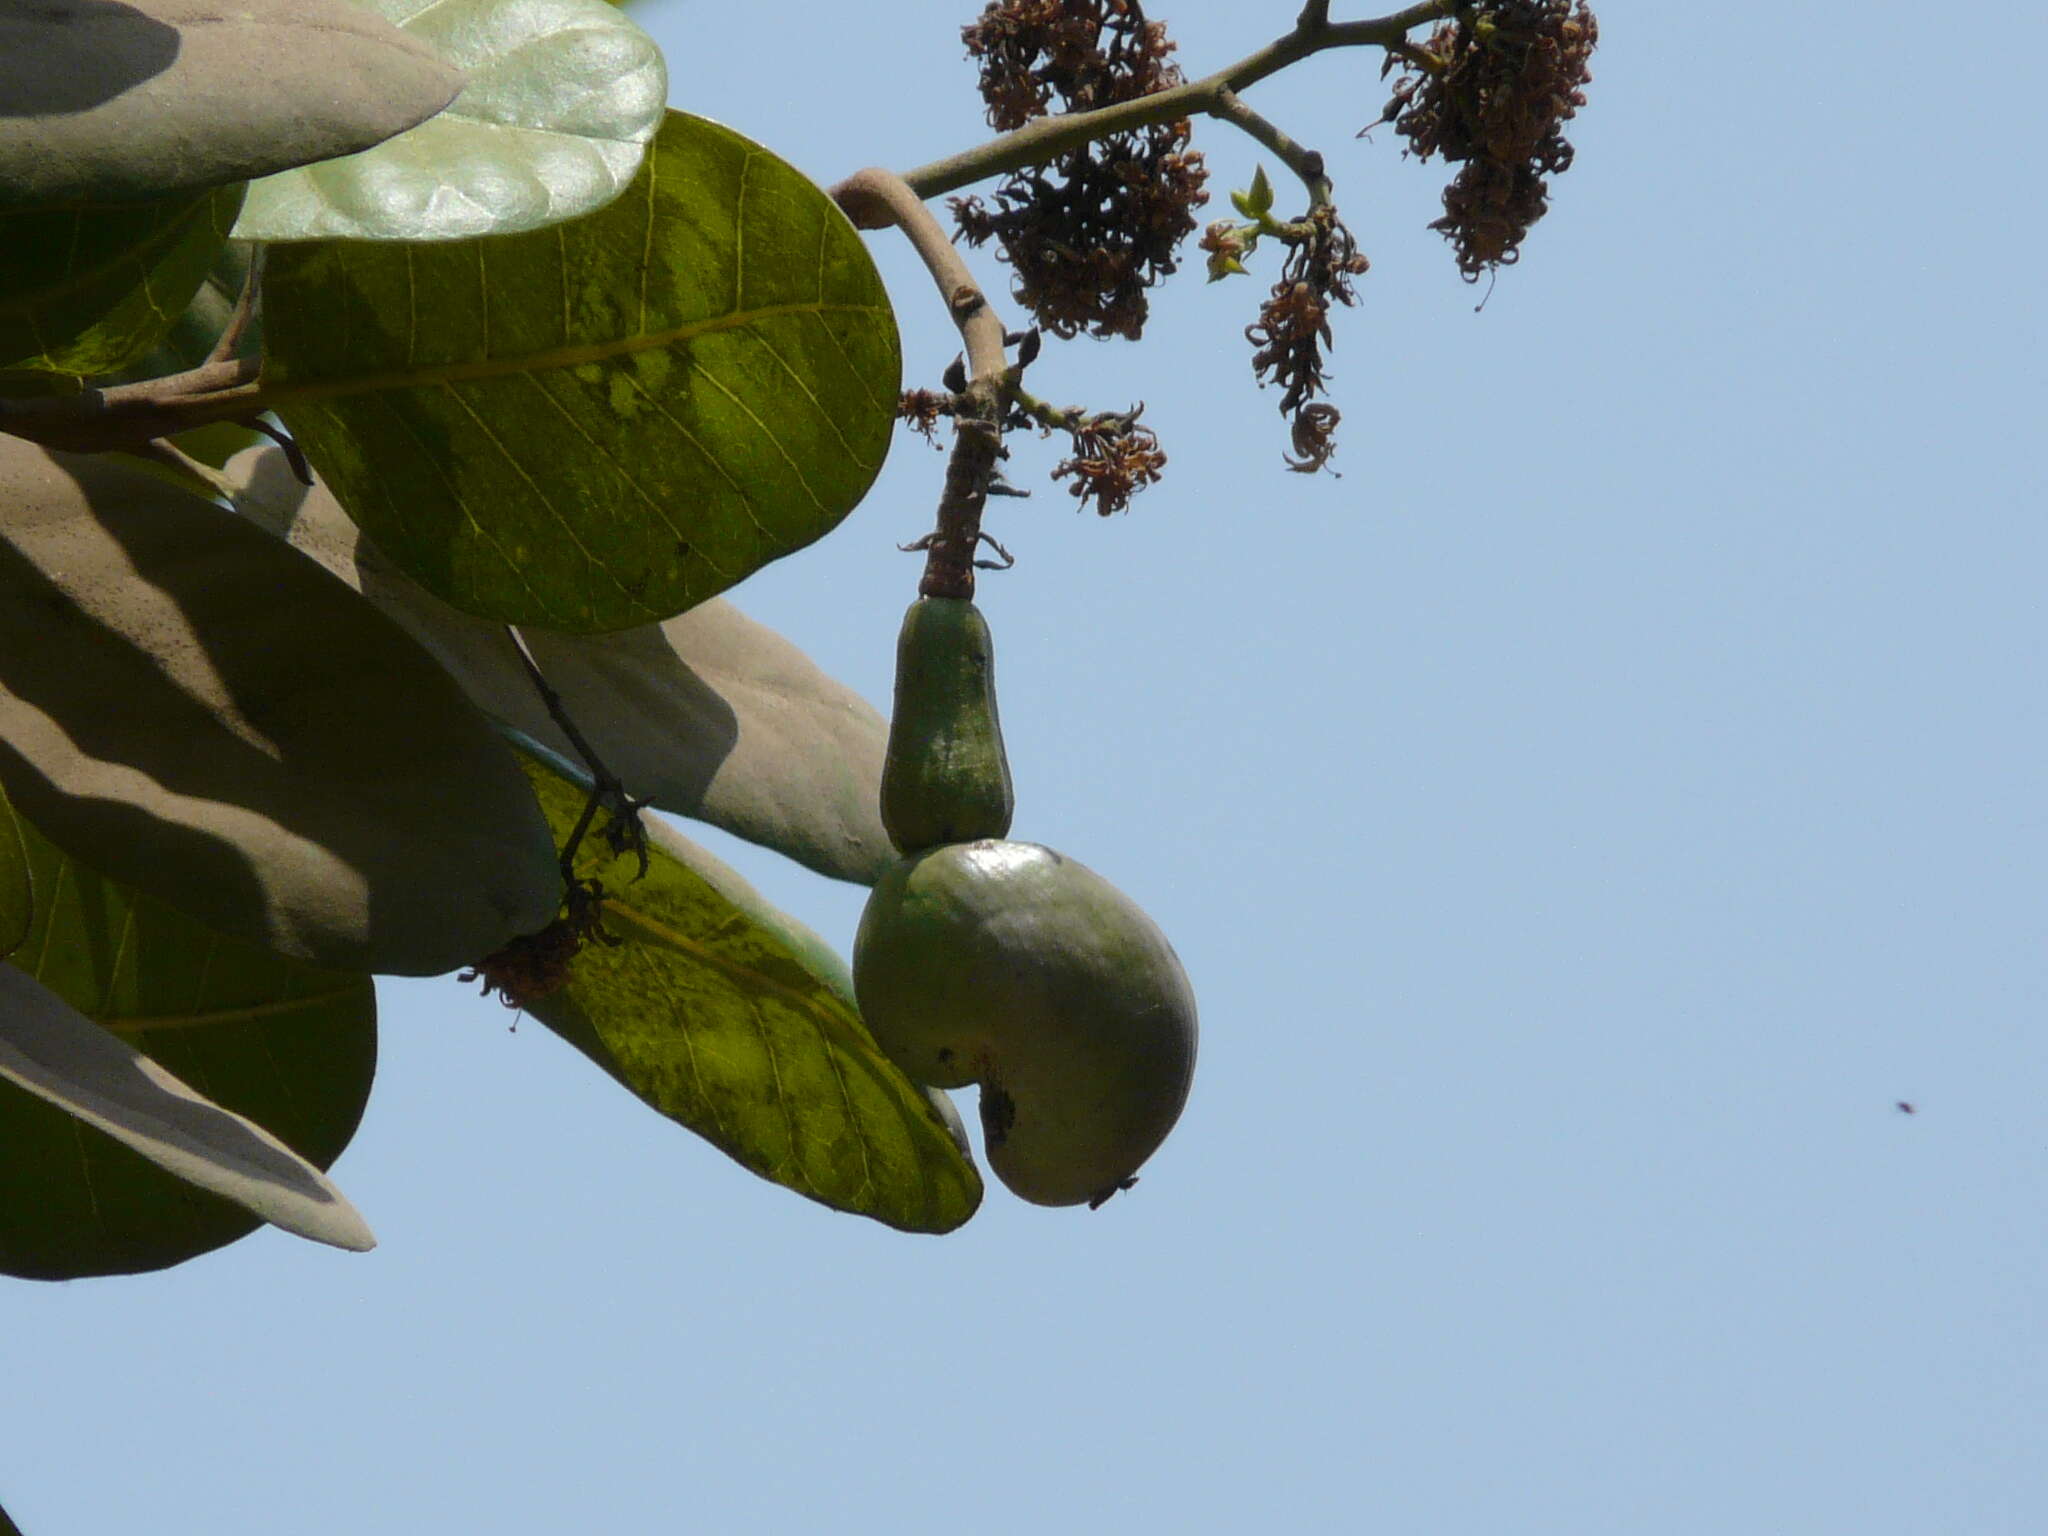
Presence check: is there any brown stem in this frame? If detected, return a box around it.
[829,167,1009,387]
[1210,88,1331,205]
[920,396,1003,600]
[0,356,263,455]
[827,167,1017,601]
[895,1,1453,199]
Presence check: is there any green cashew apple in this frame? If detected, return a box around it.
[879,597,1013,854]
[853,840,1196,1207]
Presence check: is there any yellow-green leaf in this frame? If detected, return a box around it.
[513,742,980,1233]
[263,111,901,633]
[0,184,242,379]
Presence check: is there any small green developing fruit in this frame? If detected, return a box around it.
[880,597,1013,854]
[853,839,1196,1207]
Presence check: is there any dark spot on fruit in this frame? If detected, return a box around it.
[981,1083,1016,1146]
[936,1046,954,1064]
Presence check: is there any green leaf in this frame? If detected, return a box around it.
[0,800,377,1280]
[0,439,560,975]
[0,184,242,380]
[224,445,895,883]
[263,110,902,633]
[1248,164,1275,216]
[0,966,374,1259]
[0,788,29,960]
[511,743,981,1234]
[0,0,464,205]
[235,0,664,243]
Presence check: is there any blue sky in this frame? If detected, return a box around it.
[7,2,2047,1532]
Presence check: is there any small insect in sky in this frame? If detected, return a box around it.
[1895,1101,1917,1115]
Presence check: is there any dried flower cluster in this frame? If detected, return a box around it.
[898,387,956,443]
[1043,404,1166,514]
[1383,0,1598,279]
[460,879,617,1010]
[1243,205,1369,473]
[951,0,1208,340]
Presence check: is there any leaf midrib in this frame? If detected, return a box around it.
[100,986,363,1037]
[262,300,884,409]
[599,896,854,1026]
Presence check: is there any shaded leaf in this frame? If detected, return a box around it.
[224,445,894,883]
[0,184,242,380]
[0,0,464,205]
[511,742,981,1233]
[264,110,901,632]
[0,786,29,960]
[0,799,377,1280]
[0,439,559,974]
[116,240,259,380]
[0,967,374,1261]
[236,0,665,243]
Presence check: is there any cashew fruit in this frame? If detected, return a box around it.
[0,441,559,974]
[880,597,1013,855]
[852,840,1196,1207]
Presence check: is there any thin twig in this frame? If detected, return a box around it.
[827,166,1019,600]
[1210,88,1330,204]
[0,355,262,455]
[828,166,1009,388]
[896,1,1453,199]
[207,245,267,368]
[505,627,650,881]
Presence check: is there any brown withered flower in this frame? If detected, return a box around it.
[460,879,618,1011]
[1243,204,1368,469]
[1382,0,1598,279]
[1284,402,1343,475]
[951,0,1208,340]
[898,387,956,444]
[1043,404,1165,515]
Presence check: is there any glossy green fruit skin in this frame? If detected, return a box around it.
[880,598,1013,855]
[853,840,1197,1207]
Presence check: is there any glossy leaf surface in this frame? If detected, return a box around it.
[0,0,462,204]
[513,745,981,1233]
[0,441,559,974]
[264,111,900,632]
[235,0,664,243]
[224,445,893,882]
[0,185,242,379]
[0,805,376,1280]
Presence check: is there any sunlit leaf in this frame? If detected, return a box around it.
[236,0,664,243]
[263,111,901,633]
[0,0,463,205]
[511,742,981,1233]
[0,801,376,1280]
[0,184,242,380]
[0,440,559,974]
[224,445,894,883]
